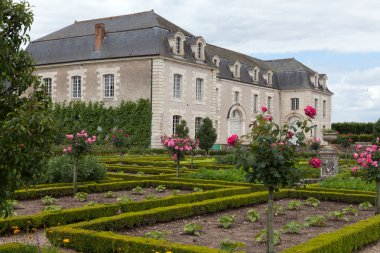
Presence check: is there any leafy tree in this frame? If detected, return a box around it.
[0,0,55,217]
[176,120,189,138]
[374,118,380,139]
[196,117,217,155]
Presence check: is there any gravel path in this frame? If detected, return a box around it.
[357,240,380,253]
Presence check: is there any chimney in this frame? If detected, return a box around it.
[95,23,105,51]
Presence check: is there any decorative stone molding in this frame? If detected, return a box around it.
[67,68,87,101]
[96,67,120,102]
[169,66,187,103]
[38,71,57,102]
[151,59,165,148]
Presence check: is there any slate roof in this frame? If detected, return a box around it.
[26,10,331,93]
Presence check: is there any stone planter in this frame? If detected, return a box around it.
[322,133,337,144]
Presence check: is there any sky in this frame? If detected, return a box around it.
[25,0,380,123]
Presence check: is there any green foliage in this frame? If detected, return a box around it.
[359,201,374,210]
[342,205,359,216]
[282,221,303,234]
[287,200,302,210]
[132,186,145,195]
[116,196,132,204]
[155,184,166,192]
[52,99,152,147]
[183,223,203,236]
[74,192,88,202]
[43,205,63,212]
[145,194,159,200]
[328,210,350,221]
[304,215,326,227]
[144,230,167,240]
[193,187,204,192]
[41,196,57,206]
[305,197,320,207]
[176,120,189,138]
[196,117,217,155]
[374,118,380,138]
[37,155,107,184]
[218,215,235,229]
[0,0,56,217]
[332,122,374,135]
[172,189,181,196]
[266,203,286,215]
[0,243,60,253]
[220,238,245,253]
[185,168,246,182]
[247,209,260,222]
[255,229,282,245]
[104,191,117,198]
[319,177,375,191]
[84,201,97,207]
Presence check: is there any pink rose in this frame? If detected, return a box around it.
[227,134,239,146]
[357,145,362,149]
[304,106,317,118]
[66,134,74,140]
[67,146,72,152]
[309,157,321,168]
[264,116,273,121]
[352,166,358,173]
[372,161,378,167]
[353,153,359,159]
[261,107,268,112]
[172,154,178,161]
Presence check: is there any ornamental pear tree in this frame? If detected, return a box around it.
[235,106,319,253]
[196,117,217,155]
[0,0,56,218]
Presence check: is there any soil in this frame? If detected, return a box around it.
[357,240,380,253]
[13,188,191,216]
[122,198,375,253]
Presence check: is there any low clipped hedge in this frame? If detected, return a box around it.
[0,186,250,235]
[106,172,175,181]
[105,164,194,174]
[0,243,64,253]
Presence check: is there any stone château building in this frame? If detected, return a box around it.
[26,10,333,148]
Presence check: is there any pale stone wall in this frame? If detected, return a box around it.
[35,58,152,106]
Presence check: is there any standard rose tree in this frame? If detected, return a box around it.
[235,106,317,253]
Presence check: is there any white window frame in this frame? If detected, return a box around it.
[173,74,182,99]
[195,78,203,101]
[103,74,114,98]
[195,117,203,135]
[72,76,81,98]
[291,98,299,110]
[172,115,182,135]
[43,77,52,97]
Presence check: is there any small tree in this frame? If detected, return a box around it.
[374,118,380,140]
[63,130,96,194]
[109,129,131,157]
[176,120,189,138]
[196,117,217,155]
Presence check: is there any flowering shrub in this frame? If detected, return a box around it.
[161,135,198,177]
[308,137,321,153]
[109,129,131,156]
[352,139,380,213]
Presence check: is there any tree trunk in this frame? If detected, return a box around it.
[176,161,180,178]
[376,180,380,214]
[73,159,78,195]
[267,186,275,253]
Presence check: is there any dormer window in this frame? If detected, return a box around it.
[234,65,239,76]
[231,61,241,78]
[254,69,258,81]
[192,37,206,61]
[267,71,273,85]
[197,42,202,59]
[170,31,186,56]
[315,75,319,87]
[175,37,181,54]
[212,55,220,67]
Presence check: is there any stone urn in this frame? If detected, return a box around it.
[322,132,338,144]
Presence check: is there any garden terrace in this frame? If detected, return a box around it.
[45,189,380,253]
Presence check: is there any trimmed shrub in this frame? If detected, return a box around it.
[332,122,374,135]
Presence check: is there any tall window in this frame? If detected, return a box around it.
[173,115,182,135]
[291,98,299,110]
[72,76,81,98]
[315,76,319,86]
[234,91,239,103]
[197,42,202,59]
[43,78,52,97]
[267,72,272,84]
[253,94,258,112]
[175,37,181,54]
[104,74,114,98]
[234,65,239,77]
[314,126,318,138]
[268,96,272,113]
[323,100,327,116]
[314,99,318,113]
[216,88,219,110]
[254,69,258,81]
[195,78,203,101]
[195,117,203,135]
[173,74,182,99]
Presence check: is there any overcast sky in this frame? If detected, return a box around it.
[25,0,380,123]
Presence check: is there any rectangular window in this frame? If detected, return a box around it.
[291,98,299,110]
[173,115,182,135]
[43,78,52,97]
[253,94,258,112]
[104,74,114,98]
[234,91,239,103]
[314,99,318,113]
[173,74,181,99]
[195,117,203,135]
[195,78,203,101]
[72,76,81,98]
[268,96,272,113]
[323,100,327,116]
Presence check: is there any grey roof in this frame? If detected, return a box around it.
[26,10,331,93]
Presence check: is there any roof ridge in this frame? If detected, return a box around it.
[264,57,295,62]
[75,10,154,24]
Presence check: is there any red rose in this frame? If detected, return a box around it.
[287,131,294,139]
[261,107,267,112]
[309,157,321,168]
[227,134,239,146]
[304,106,317,118]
